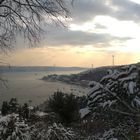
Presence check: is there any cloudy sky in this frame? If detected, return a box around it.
[2,0,140,67]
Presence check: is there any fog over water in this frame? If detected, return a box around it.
[0,71,89,106]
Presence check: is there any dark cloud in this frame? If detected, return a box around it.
[70,0,140,24]
[38,0,137,49]
[111,0,140,22]
[43,26,131,47]
[11,0,140,51]
[70,0,112,23]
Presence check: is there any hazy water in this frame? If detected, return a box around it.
[0,71,89,106]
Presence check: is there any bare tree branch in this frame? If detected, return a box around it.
[0,0,70,52]
[0,0,71,87]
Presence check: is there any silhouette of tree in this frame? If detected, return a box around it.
[22,103,29,119]
[0,0,70,51]
[8,98,19,114]
[1,101,9,115]
[0,0,71,86]
[47,91,79,124]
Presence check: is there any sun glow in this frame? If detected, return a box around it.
[129,0,140,5]
[69,23,96,32]
[69,15,140,53]
[94,16,140,38]
[2,0,140,67]
[70,16,140,38]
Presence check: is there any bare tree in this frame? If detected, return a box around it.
[0,0,71,87]
[0,0,70,52]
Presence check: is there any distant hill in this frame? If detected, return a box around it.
[0,66,87,73]
[76,66,119,82]
[42,63,140,86]
[82,62,140,82]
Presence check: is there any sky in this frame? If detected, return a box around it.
[1,0,140,67]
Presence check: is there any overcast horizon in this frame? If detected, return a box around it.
[1,0,140,67]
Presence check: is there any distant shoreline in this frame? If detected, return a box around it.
[0,66,88,73]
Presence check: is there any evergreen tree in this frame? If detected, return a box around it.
[47,91,79,124]
[22,103,29,119]
[9,98,19,114]
[0,114,31,140]
[1,101,9,116]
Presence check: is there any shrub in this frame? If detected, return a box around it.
[8,98,19,114]
[0,114,31,140]
[1,101,9,116]
[1,98,19,116]
[47,91,80,124]
[46,123,75,140]
[1,98,30,120]
[31,122,76,140]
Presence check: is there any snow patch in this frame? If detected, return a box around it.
[128,81,136,94]
[36,111,47,117]
[79,107,90,118]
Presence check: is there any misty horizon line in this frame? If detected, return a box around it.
[0,61,140,69]
[0,65,89,68]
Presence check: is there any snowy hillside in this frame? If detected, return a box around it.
[42,64,139,87]
[42,65,119,86]
[80,63,140,117]
[79,63,140,139]
[87,64,140,112]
